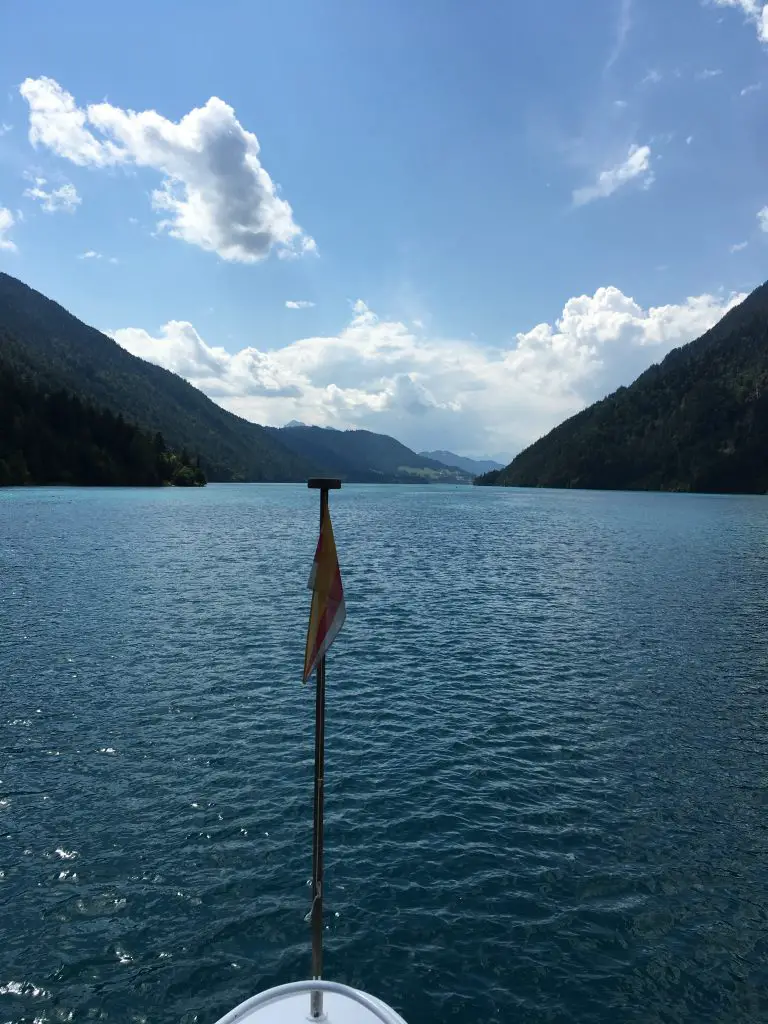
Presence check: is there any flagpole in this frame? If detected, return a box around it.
[307,477,341,1021]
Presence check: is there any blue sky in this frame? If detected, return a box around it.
[0,0,767,459]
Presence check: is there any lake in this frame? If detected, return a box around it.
[1,484,766,1023]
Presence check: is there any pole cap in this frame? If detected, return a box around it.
[307,478,342,490]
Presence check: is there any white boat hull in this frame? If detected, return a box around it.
[213,980,408,1024]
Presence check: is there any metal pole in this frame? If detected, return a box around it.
[306,479,340,1021]
[310,652,326,1019]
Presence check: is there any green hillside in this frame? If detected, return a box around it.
[0,273,313,482]
[477,283,768,494]
[0,273,475,486]
[0,356,205,487]
[267,425,473,483]
[420,450,504,476]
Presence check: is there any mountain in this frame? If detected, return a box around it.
[0,354,205,487]
[0,272,313,482]
[268,425,473,483]
[0,273,473,486]
[477,283,768,494]
[420,450,505,476]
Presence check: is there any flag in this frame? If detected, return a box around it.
[303,506,346,682]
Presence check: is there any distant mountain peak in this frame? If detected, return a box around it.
[420,450,505,476]
[265,426,474,483]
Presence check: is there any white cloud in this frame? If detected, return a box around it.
[758,206,768,230]
[573,144,654,206]
[650,130,675,146]
[604,0,633,74]
[112,320,304,400]
[285,300,315,309]
[641,69,663,85]
[111,287,743,457]
[740,82,762,95]
[20,77,121,165]
[712,0,768,41]
[686,135,694,145]
[23,177,81,213]
[0,123,12,136]
[19,76,314,263]
[0,207,16,251]
[730,240,749,251]
[77,249,118,263]
[696,68,723,79]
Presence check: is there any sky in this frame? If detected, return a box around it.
[0,0,767,460]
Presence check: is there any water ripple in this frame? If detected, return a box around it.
[1,485,766,1023]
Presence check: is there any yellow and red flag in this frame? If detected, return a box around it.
[303,507,346,682]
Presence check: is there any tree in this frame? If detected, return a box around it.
[0,359,206,488]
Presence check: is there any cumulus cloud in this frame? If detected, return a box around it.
[19,76,314,263]
[740,82,762,95]
[0,207,16,251]
[730,240,749,252]
[712,0,768,41]
[573,145,654,206]
[758,206,768,231]
[23,177,81,213]
[111,287,743,457]
[113,320,303,399]
[285,300,315,309]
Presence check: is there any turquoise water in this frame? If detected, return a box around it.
[1,484,766,1023]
